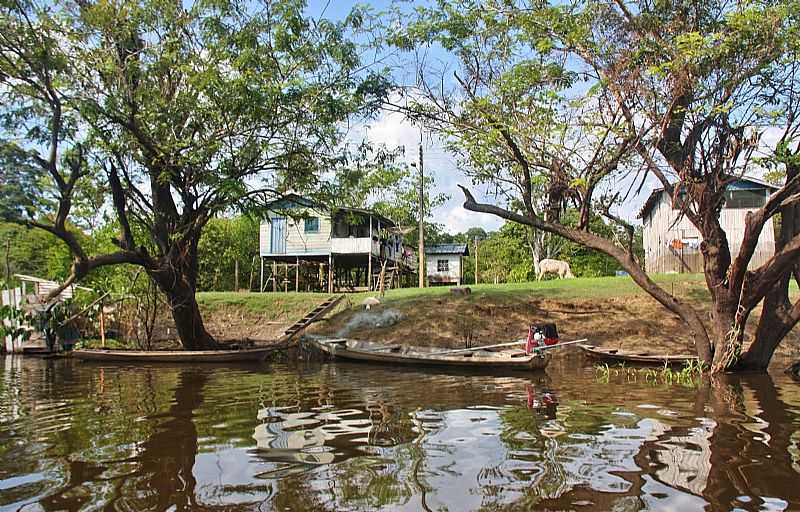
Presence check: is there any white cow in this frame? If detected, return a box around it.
[537,259,575,280]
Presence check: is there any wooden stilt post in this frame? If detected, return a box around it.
[295,257,300,292]
[272,261,277,292]
[328,255,334,293]
[235,259,239,292]
[368,215,373,291]
[319,263,324,290]
[260,257,264,292]
[99,301,106,348]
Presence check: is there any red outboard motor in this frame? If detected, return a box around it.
[526,323,559,353]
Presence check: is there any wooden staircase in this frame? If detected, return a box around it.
[281,294,344,341]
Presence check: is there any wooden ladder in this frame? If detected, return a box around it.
[372,260,397,295]
[281,294,345,341]
[383,266,398,291]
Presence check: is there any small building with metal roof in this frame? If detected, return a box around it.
[425,244,470,286]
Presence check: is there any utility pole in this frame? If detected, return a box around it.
[417,143,425,288]
[474,237,479,285]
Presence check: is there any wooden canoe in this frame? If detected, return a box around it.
[311,337,551,370]
[578,344,698,366]
[72,347,274,363]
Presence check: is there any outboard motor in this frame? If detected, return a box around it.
[526,322,559,353]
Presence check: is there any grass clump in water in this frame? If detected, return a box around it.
[596,360,707,387]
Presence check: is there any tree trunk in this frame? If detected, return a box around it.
[737,165,800,371]
[166,281,218,350]
[527,227,542,277]
[150,240,218,351]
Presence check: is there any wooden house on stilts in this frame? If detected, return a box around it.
[258,194,418,293]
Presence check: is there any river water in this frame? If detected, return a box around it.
[1,355,799,511]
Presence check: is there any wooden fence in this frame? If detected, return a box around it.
[2,287,26,353]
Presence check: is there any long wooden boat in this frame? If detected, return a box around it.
[578,344,697,366]
[72,346,274,363]
[311,337,551,370]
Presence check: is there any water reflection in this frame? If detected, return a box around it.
[0,357,799,511]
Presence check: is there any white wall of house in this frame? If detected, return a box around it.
[259,207,331,256]
[642,190,775,273]
[426,254,462,284]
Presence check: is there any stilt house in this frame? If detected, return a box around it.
[258,194,417,292]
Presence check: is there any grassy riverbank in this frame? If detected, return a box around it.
[194,275,798,361]
[196,291,335,341]
[313,274,798,359]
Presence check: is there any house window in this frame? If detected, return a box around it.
[437,259,449,272]
[304,217,320,233]
[724,189,765,209]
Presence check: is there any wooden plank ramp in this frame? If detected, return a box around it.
[281,295,345,341]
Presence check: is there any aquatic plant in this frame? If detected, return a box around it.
[595,360,707,387]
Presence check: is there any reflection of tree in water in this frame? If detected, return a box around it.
[35,369,212,511]
[120,370,208,511]
[487,374,800,511]
[701,374,800,510]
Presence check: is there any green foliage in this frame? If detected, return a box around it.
[445,216,632,284]
[596,360,708,388]
[474,223,535,283]
[0,144,43,222]
[0,285,32,343]
[197,216,259,292]
[555,212,623,277]
[0,222,72,281]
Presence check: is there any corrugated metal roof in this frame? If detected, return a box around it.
[264,193,396,227]
[425,244,470,256]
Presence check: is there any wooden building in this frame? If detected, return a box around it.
[259,194,417,292]
[639,178,778,273]
[425,244,469,286]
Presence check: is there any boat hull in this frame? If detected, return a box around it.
[312,338,550,370]
[72,347,273,363]
[578,344,697,366]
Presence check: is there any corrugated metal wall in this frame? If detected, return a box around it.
[642,192,776,273]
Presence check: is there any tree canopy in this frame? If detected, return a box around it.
[391,0,800,372]
[0,0,391,349]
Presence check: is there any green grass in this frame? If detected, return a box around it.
[197,291,335,318]
[195,273,795,317]
[373,273,708,306]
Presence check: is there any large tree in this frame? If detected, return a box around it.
[0,0,389,349]
[392,0,800,372]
